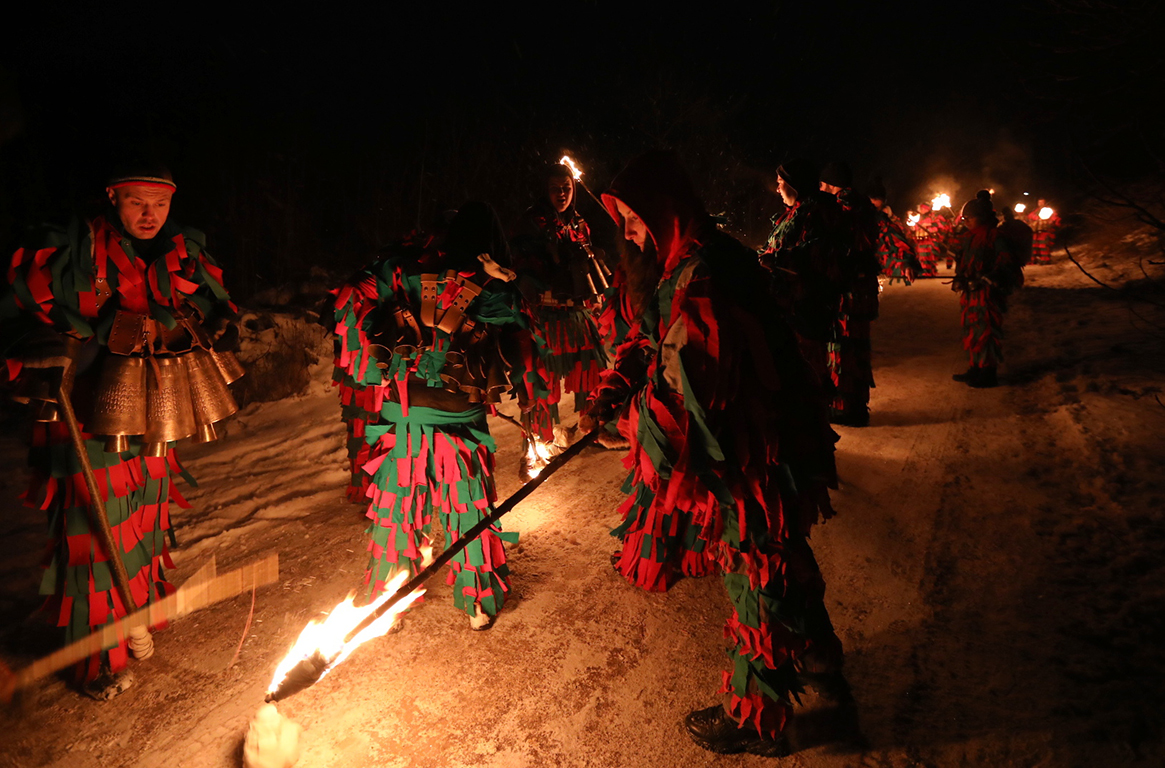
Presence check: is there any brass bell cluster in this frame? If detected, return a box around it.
[87,347,244,456]
[63,309,243,457]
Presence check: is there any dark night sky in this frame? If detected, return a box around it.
[2,1,1160,294]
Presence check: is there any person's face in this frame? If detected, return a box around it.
[777,175,797,206]
[870,197,886,209]
[820,182,842,196]
[548,176,574,213]
[106,185,172,239]
[1037,199,1047,208]
[616,199,647,249]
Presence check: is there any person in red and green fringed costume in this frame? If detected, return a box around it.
[581,151,848,757]
[347,202,553,631]
[1026,198,1061,265]
[913,201,948,277]
[952,191,1022,389]
[758,159,846,398]
[331,232,443,503]
[510,164,611,477]
[820,162,882,428]
[868,181,920,284]
[0,164,236,697]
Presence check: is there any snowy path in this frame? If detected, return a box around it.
[1,267,1162,767]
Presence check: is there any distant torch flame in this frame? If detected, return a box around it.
[931,193,951,210]
[559,155,584,181]
[1039,206,1054,221]
[1014,203,1026,213]
[266,548,431,697]
[907,212,921,227]
[988,188,995,195]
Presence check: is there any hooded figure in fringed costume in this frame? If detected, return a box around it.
[345,202,553,630]
[510,164,611,473]
[952,191,1022,389]
[331,231,443,503]
[867,179,920,284]
[0,165,238,696]
[820,162,882,427]
[581,151,847,756]
[758,159,847,396]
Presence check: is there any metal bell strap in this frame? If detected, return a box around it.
[418,271,483,334]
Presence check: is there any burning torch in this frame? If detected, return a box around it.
[559,154,613,297]
[1014,203,1026,214]
[1039,206,1055,221]
[265,429,602,703]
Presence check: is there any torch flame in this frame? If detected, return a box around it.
[1014,203,1026,213]
[930,193,951,210]
[524,437,559,480]
[1039,206,1054,221]
[907,212,921,227]
[266,548,432,697]
[559,155,584,181]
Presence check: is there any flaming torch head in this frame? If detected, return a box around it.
[907,212,921,227]
[1014,203,1026,213]
[559,155,584,181]
[265,553,430,702]
[931,193,952,210]
[1039,206,1054,220]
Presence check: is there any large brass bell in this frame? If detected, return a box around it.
[209,348,245,384]
[186,349,239,443]
[142,356,196,456]
[87,355,149,438]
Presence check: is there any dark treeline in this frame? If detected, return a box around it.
[1,2,1155,299]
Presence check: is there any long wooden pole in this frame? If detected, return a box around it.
[57,383,139,614]
[264,429,600,702]
[343,429,599,644]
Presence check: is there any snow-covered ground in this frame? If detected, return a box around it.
[0,215,1162,767]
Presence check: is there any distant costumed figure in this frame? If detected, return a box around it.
[334,203,552,630]
[821,162,882,427]
[913,202,948,277]
[583,151,845,756]
[510,164,612,474]
[331,232,442,503]
[952,191,1022,389]
[0,166,240,696]
[758,159,846,395]
[1027,199,1060,265]
[868,182,919,284]
[998,206,1034,269]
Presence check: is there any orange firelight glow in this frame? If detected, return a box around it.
[931,193,951,210]
[559,155,584,181]
[266,549,432,697]
[907,212,921,227]
[1014,203,1026,213]
[525,437,558,480]
[1039,207,1054,220]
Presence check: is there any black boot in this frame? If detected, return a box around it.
[970,366,998,388]
[684,705,791,757]
[951,366,978,383]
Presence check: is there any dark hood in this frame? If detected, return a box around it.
[602,150,709,277]
[442,201,512,271]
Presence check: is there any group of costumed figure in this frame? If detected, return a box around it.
[0,151,1035,757]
